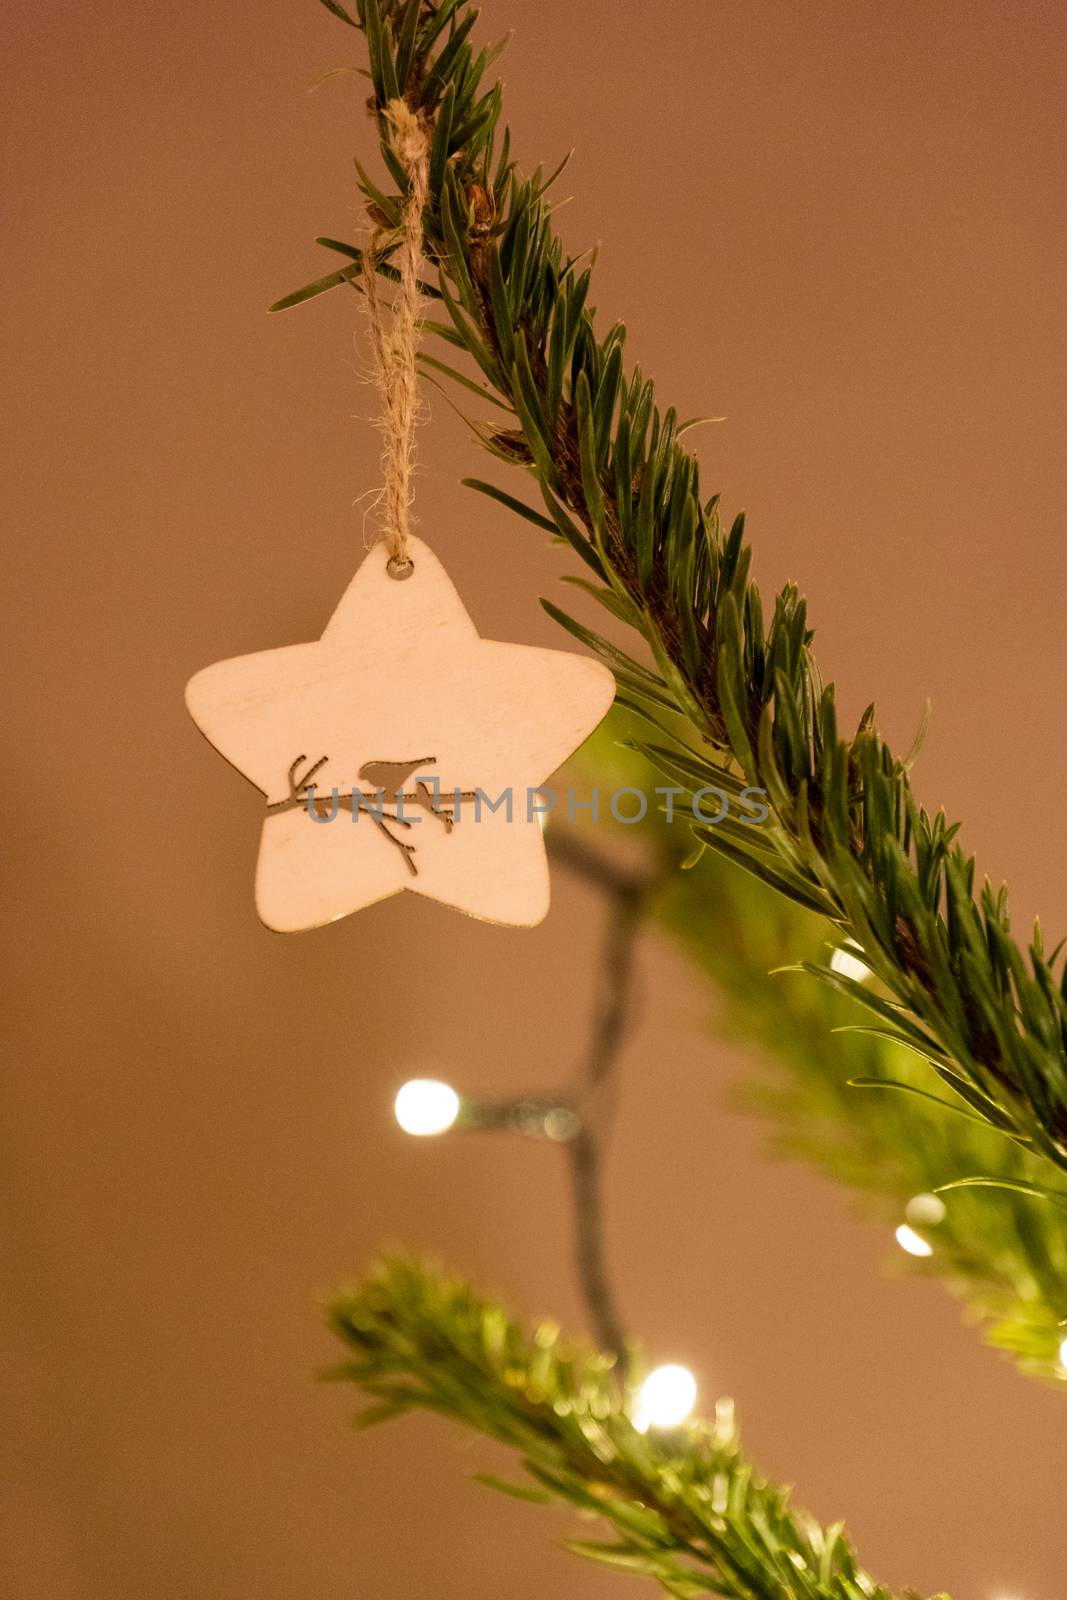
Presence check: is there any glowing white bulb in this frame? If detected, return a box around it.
[830,945,870,983]
[905,1192,946,1228]
[394,1078,460,1137]
[1058,1335,1067,1370]
[633,1364,697,1432]
[895,1223,934,1258]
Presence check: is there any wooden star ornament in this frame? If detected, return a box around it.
[185,536,616,931]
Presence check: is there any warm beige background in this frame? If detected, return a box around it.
[3,2,1066,1597]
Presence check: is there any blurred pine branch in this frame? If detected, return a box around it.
[580,719,1067,1380]
[327,1256,946,1600]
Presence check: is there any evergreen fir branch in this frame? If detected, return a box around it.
[578,724,1067,1381]
[281,0,1067,1185]
[327,1257,946,1600]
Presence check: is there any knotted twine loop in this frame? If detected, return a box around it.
[362,99,431,580]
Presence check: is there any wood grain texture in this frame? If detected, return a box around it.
[185,535,616,930]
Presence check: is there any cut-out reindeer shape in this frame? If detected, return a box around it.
[267,753,479,876]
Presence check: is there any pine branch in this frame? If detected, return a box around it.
[279,0,1067,1185]
[577,723,1067,1380]
[327,1257,946,1600]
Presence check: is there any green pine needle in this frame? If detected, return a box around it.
[327,1257,946,1600]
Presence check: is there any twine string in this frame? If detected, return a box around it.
[362,99,431,579]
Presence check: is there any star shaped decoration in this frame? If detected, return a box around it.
[185,536,616,931]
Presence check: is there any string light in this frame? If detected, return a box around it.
[905,1192,946,1227]
[389,837,646,1365]
[394,1078,460,1137]
[633,1364,698,1432]
[830,944,871,983]
[1058,1335,1067,1370]
[894,1194,945,1258]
